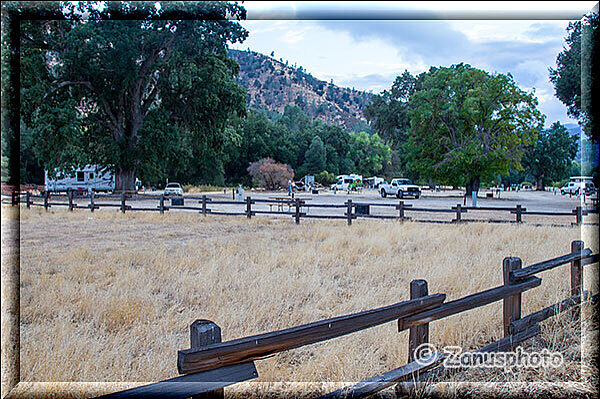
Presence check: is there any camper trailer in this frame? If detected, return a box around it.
[45,165,115,193]
[331,174,363,192]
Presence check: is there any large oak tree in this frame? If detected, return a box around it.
[407,64,544,195]
[19,1,248,190]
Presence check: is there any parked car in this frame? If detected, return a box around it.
[584,181,596,195]
[379,178,421,199]
[164,182,183,196]
[560,181,595,196]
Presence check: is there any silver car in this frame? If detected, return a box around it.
[164,182,183,196]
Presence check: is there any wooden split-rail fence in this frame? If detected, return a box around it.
[2,191,598,226]
[91,240,598,399]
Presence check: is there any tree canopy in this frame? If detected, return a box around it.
[407,64,544,193]
[549,13,598,137]
[521,122,578,190]
[19,1,248,190]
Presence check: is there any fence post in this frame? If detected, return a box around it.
[11,191,17,206]
[26,191,31,209]
[89,191,95,212]
[295,198,301,224]
[120,192,126,214]
[407,279,429,362]
[232,188,235,200]
[571,240,584,296]
[67,190,73,211]
[503,257,522,338]
[575,206,582,225]
[515,204,522,223]
[347,199,353,226]
[189,320,224,399]
[202,195,207,216]
[159,194,164,214]
[571,240,584,320]
[453,204,462,223]
[246,196,252,219]
[398,200,405,221]
[44,191,49,211]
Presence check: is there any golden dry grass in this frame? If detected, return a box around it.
[10,206,599,397]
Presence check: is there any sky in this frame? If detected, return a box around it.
[230,1,598,128]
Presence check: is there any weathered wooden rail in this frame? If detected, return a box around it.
[3,191,598,226]
[89,240,597,399]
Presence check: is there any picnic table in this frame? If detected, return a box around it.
[267,196,311,212]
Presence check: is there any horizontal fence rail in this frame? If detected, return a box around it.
[398,277,542,330]
[177,294,446,374]
[6,191,597,226]
[511,249,593,280]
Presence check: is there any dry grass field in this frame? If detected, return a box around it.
[8,206,599,397]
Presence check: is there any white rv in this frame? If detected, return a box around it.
[45,165,115,193]
[331,174,363,191]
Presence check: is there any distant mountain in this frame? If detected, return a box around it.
[228,49,373,131]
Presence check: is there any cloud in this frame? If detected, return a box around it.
[282,30,305,44]
[317,20,470,65]
[334,73,396,92]
[526,22,569,39]
[315,19,575,126]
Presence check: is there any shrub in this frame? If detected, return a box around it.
[247,158,294,190]
[315,170,336,185]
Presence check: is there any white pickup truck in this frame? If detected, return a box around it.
[379,178,421,199]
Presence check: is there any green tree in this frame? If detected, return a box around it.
[348,132,391,176]
[549,13,598,136]
[303,136,326,175]
[407,64,544,196]
[364,70,419,148]
[521,122,578,191]
[19,1,248,190]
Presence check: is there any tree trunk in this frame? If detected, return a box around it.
[465,176,481,197]
[536,176,545,191]
[115,168,136,192]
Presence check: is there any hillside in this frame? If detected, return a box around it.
[228,49,373,131]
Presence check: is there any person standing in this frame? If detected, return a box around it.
[288,179,292,196]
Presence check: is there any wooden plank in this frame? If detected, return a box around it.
[503,257,522,338]
[581,253,600,266]
[395,325,541,395]
[479,324,541,353]
[318,352,445,399]
[407,280,429,362]
[356,214,402,220]
[178,294,446,374]
[295,198,301,224]
[398,277,541,331]
[512,249,592,280]
[521,211,574,216]
[190,320,224,399]
[571,240,584,296]
[93,362,258,399]
[302,203,350,208]
[352,202,412,208]
[347,199,353,225]
[302,214,349,220]
[409,207,456,213]
[461,206,516,211]
[509,292,592,334]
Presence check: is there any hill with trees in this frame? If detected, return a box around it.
[228,49,373,132]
